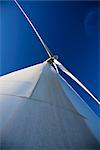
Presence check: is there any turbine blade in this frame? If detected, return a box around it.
[14,0,52,58]
[53,63,59,73]
[54,59,100,104]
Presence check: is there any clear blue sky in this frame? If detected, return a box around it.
[0,0,99,115]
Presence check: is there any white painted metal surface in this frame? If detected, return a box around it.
[0,61,99,149]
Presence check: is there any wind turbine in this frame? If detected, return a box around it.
[0,1,99,148]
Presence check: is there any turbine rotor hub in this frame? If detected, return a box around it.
[47,55,58,64]
[47,57,55,64]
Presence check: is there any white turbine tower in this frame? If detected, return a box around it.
[0,0,99,149]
